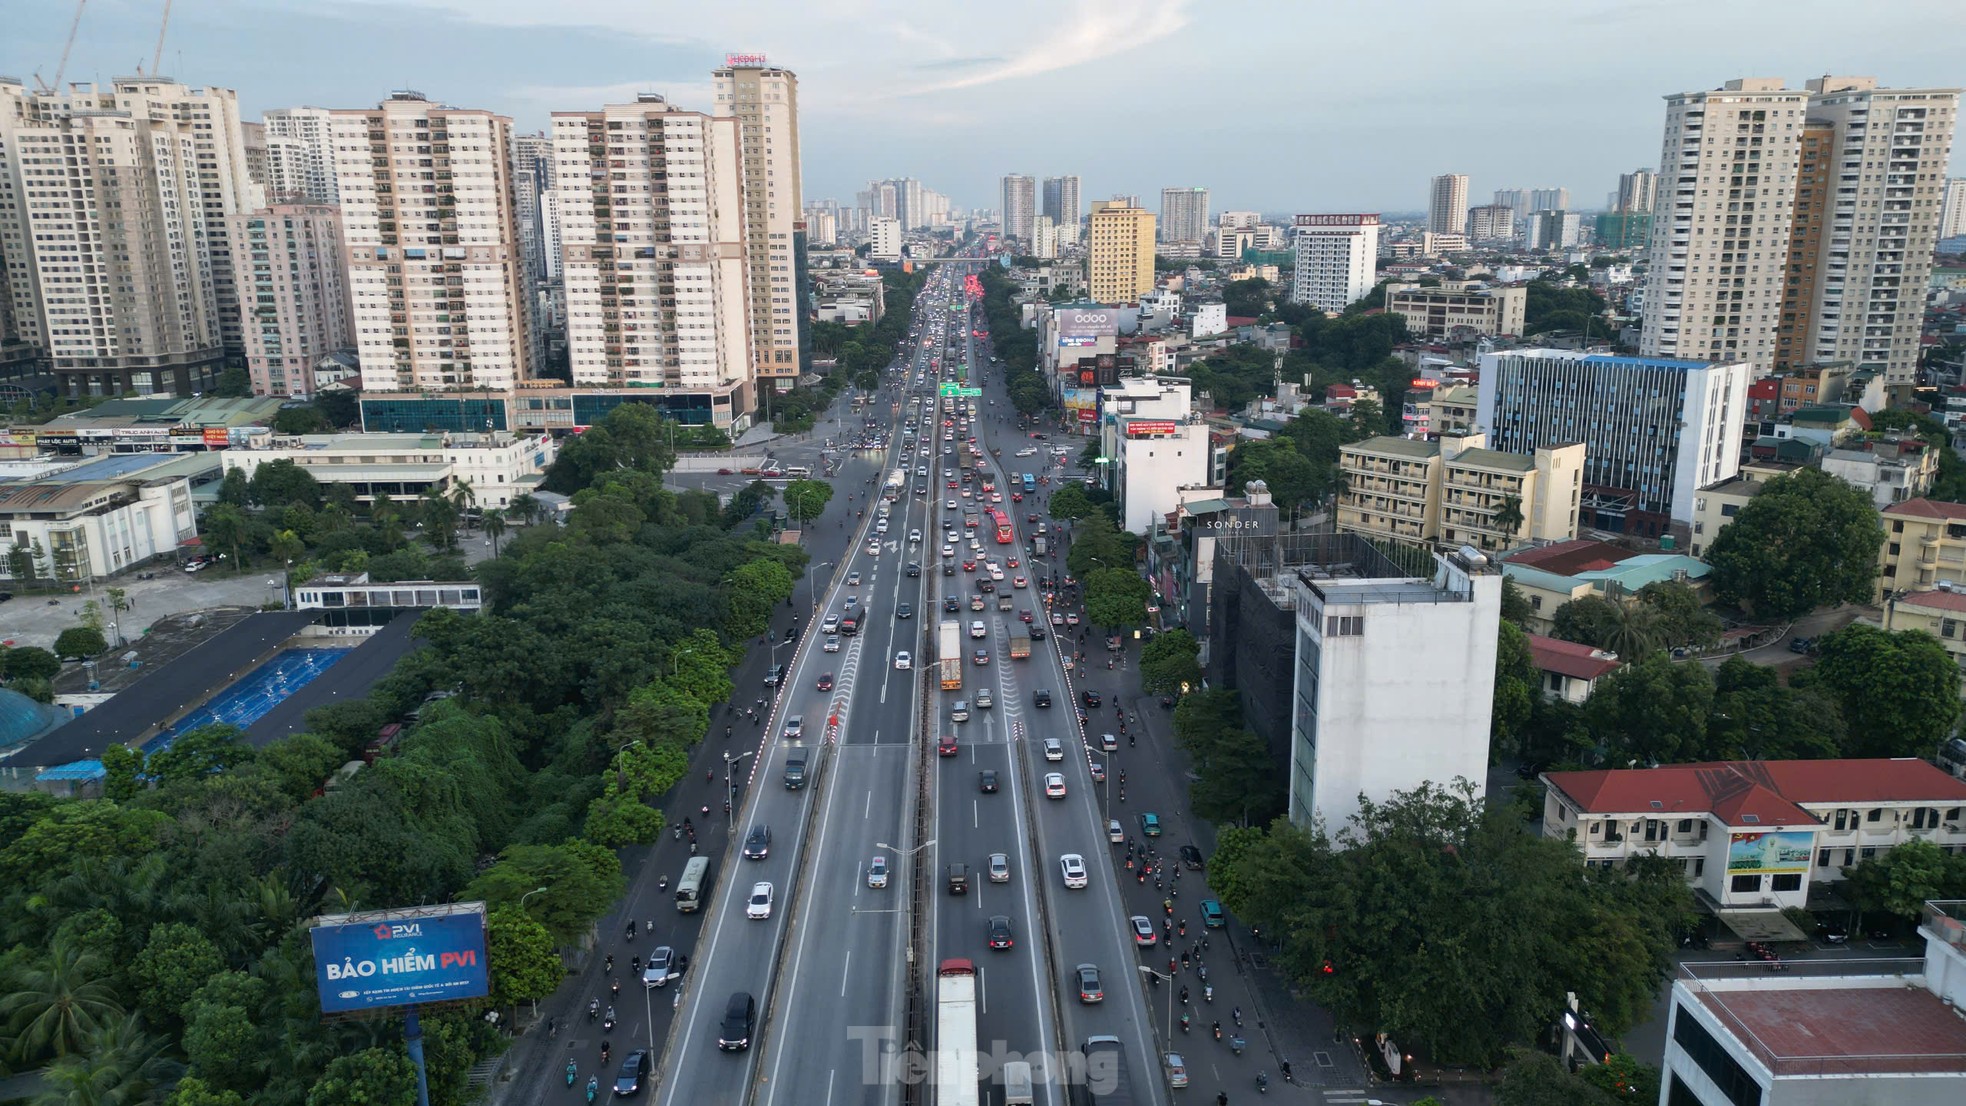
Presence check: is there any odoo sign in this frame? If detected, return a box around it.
[1056,307,1118,338]
[310,903,490,1015]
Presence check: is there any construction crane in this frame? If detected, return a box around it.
[149,0,173,77]
[34,0,89,93]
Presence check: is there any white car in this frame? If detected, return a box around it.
[822,614,841,634]
[746,881,774,920]
[1043,738,1065,762]
[823,636,842,653]
[1060,853,1088,889]
[894,651,912,670]
[1016,447,1038,457]
[946,500,958,510]
[909,529,922,544]
[941,544,956,558]
[1044,773,1067,799]
[867,856,890,889]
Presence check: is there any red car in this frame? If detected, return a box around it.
[1020,609,1035,623]
[1012,492,1023,502]
[963,559,977,572]
[938,735,958,756]
[816,673,834,691]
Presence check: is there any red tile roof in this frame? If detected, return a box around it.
[1898,588,1966,613]
[1849,407,1873,430]
[1885,498,1966,521]
[1526,635,1620,681]
[1503,539,1630,577]
[1545,758,1966,827]
[1225,315,1258,327]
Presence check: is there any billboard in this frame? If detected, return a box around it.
[1726,831,1813,875]
[1059,334,1098,348]
[1189,506,1278,539]
[1125,419,1179,438]
[1057,307,1118,338]
[310,902,490,1015]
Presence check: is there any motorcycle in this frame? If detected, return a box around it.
[1180,1014,1191,1034]
[587,999,600,1022]
[1204,985,1214,1003]
[1256,1071,1269,1094]
[600,1041,611,1064]
[602,1013,616,1032]
[657,876,669,892]
[1229,1035,1246,1056]
[1232,1006,1243,1027]
[565,1061,577,1086]
[1213,1022,1222,1040]
[603,955,613,974]
[586,1076,599,1103]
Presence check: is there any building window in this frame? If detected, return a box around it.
[1771,873,1801,892]
[1729,874,1760,894]
[1671,1007,1762,1106]
[1324,615,1363,637]
[1817,848,1831,867]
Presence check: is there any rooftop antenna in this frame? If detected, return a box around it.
[150,0,174,77]
[36,0,90,93]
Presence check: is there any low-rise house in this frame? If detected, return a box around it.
[1501,539,1711,634]
[1525,634,1620,703]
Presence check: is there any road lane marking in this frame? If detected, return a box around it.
[840,951,852,997]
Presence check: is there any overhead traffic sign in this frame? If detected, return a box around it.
[939,384,983,397]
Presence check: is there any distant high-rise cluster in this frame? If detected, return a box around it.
[1639,75,1959,382]
[1942,178,1966,240]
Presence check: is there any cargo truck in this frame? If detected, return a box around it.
[938,621,963,691]
[937,961,981,1106]
[1008,631,1031,660]
[1081,1036,1135,1106]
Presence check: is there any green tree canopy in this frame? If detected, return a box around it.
[1704,468,1883,620]
[1138,629,1202,695]
[1794,624,1961,758]
[1083,567,1151,630]
[1585,651,1716,765]
[53,626,108,659]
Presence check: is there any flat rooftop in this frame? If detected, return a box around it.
[1683,960,1966,1077]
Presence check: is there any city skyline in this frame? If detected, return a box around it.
[8,0,1964,212]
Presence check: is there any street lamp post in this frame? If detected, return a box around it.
[1138,965,1174,1057]
[723,751,753,833]
[516,886,548,1018]
[806,560,835,613]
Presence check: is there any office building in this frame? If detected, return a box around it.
[869,216,902,261]
[712,61,804,386]
[1218,210,1261,230]
[0,453,203,582]
[1160,187,1211,244]
[1042,175,1081,233]
[1614,168,1657,213]
[263,106,340,204]
[1001,174,1037,243]
[1099,377,1216,533]
[331,92,532,393]
[0,77,254,398]
[1289,214,1380,312]
[1338,433,1584,551]
[1428,173,1468,235]
[1465,204,1514,242]
[1943,178,1966,239]
[221,429,556,509]
[1384,280,1526,338]
[1288,538,1501,833]
[1477,349,1750,535]
[551,95,753,419]
[225,204,352,397]
[1087,199,1155,304]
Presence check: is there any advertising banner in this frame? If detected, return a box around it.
[310,903,490,1015]
[1059,335,1098,348]
[203,427,232,446]
[1726,831,1813,875]
[1125,419,1178,438]
[1056,307,1118,338]
[1189,506,1278,539]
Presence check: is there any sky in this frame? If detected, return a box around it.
[7,0,1966,215]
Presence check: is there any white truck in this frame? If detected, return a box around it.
[938,621,963,691]
[936,959,980,1106]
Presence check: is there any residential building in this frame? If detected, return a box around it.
[549,96,754,421]
[1477,349,1751,536]
[1882,588,1966,667]
[220,429,556,508]
[1522,210,1581,251]
[262,106,339,203]
[1338,433,1584,551]
[508,132,554,371]
[1430,383,1479,435]
[869,216,902,261]
[1427,174,1468,235]
[1943,177,1966,239]
[1773,120,1836,373]
[1288,539,1500,834]
[1418,232,1468,257]
[1615,168,1657,213]
[1877,497,1966,601]
[1641,78,1811,372]
[1594,212,1651,251]
[1030,215,1058,260]
[1190,302,1227,338]
[0,77,254,397]
[1100,377,1215,533]
[1524,635,1618,703]
[1821,438,1938,508]
[712,61,804,386]
[1001,174,1037,243]
[1465,204,1514,242]
[1159,187,1210,244]
[1087,199,1155,304]
[1687,461,1798,558]
[1290,214,1381,312]
[0,453,203,582]
[1528,187,1570,215]
[1384,281,1527,339]
[331,92,532,393]
[1500,539,1712,634]
[1661,903,1966,1106]
[539,188,566,280]
[225,204,353,397]
[1492,189,1530,223]
[1042,175,1081,232]
[238,120,268,196]
[1541,759,1966,908]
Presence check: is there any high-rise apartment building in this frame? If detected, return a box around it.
[539,189,566,280]
[0,77,254,397]
[1772,120,1836,373]
[1640,78,1810,372]
[1615,168,1658,213]
[1030,215,1058,260]
[551,95,753,415]
[869,216,902,261]
[1428,174,1469,235]
[712,61,804,385]
[1477,348,1751,535]
[331,92,532,393]
[1466,204,1515,241]
[263,107,340,204]
[1289,214,1380,312]
[1943,178,1966,239]
[226,203,352,397]
[1492,189,1529,223]
[1522,210,1582,251]
[509,131,555,375]
[1159,186,1211,244]
[1529,187,1570,216]
[1086,199,1155,303]
[1042,175,1081,234]
[1001,174,1037,243]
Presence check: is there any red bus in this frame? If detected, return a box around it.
[988,508,1013,544]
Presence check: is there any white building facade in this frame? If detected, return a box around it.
[868,216,903,261]
[1428,174,1468,235]
[1290,214,1380,312]
[220,431,556,508]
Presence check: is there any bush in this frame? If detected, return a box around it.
[54,626,108,659]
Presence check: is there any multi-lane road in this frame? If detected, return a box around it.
[655,262,1163,1106]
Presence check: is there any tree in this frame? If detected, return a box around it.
[420,488,461,550]
[725,559,796,639]
[271,406,331,434]
[485,906,563,1009]
[1601,601,1663,663]
[1838,838,1966,920]
[1066,514,1136,577]
[246,459,323,510]
[305,1049,418,1106]
[1048,482,1096,522]
[1083,567,1151,630]
[1633,581,1722,651]
[1222,278,1272,319]
[53,626,108,659]
[131,922,226,1029]
[1585,651,1716,765]
[1499,578,1535,629]
[1187,727,1285,826]
[1496,1049,1621,1106]
[201,504,249,570]
[1704,468,1883,619]
[1225,437,1329,518]
[1707,656,1843,760]
[1138,629,1202,695]
[212,366,251,398]
[1491,494,1525,538]
[1795,624,1961,758]
[1493,621,1538,753]
[482,508,508,557]
[782,479,835,527]
[33,1012,182,1106]
[3,645,62,682]
[0,936,125,1063]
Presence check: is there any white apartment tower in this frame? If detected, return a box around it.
[1001,174,1037,243]
[712,61,804,386]
[331,92,532,393]
[1030,215,1058,260]
[0,77,253,397]
[1428,174,1469,234]
[1159,186,1211,244]
[226,204,352,397]
[1640,78,1810,372]
[1616,168,1658,213]
[263,106,339,204]
[1290,214,1381,312]
[1943,178,1966,239]
[552,95,754,414]
[869,216,902,261]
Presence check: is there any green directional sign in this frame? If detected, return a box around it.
[939,383,982,398]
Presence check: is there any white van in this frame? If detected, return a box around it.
[784,466,811,479]
[1001,1060,1034,1106]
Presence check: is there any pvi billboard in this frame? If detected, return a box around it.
[310,902,491,1015]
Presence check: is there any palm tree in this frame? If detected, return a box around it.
[448,477,478,532]
[30,1012,181,1106]
[269,529,306,581]
[1490,494,1525,542]
[1604,600,1664,661]
[482,509,508,557]
[200,505,248,573]
[509,493,541,526]
[0,936,124,1063]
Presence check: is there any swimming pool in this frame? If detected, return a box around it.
[144,647,353,754]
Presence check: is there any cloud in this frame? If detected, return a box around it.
[906,0,1190,94]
